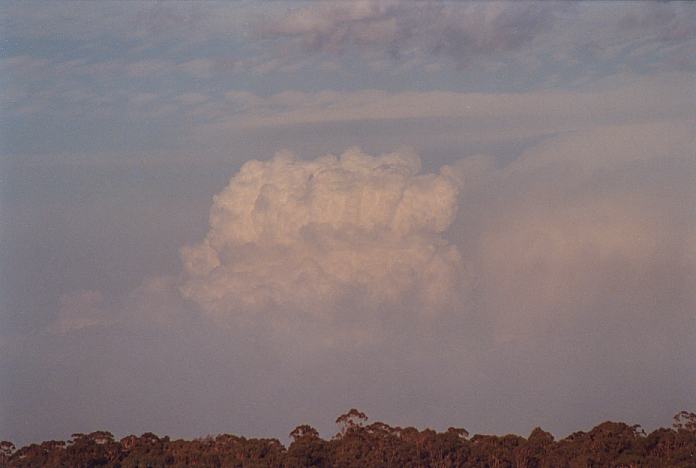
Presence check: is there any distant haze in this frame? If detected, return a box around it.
[1,1,695,447]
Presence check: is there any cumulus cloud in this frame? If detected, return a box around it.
[47,118,693,349]
[9,121,695,446]
[180,148,465,320]
[179,119,696,342]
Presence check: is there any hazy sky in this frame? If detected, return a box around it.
[1,1,695,447]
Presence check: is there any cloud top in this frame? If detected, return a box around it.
[180,148,463,317]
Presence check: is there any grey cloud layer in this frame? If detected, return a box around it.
[261,1,556,63]
[262,1,695,72]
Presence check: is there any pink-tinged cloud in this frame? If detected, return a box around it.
[469,122,696,342]
[180,148,465,320]
[177,120,695,350]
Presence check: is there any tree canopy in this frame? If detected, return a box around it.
[2,410,695,467]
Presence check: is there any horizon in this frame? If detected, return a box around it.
[3,408,694,447]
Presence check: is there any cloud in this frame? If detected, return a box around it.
[180,148,465,322]
[208,74,695,132]
[176,93,209,106]
[177,58,237,78]
[261,1,557,64]
[180,119,696,342]
[259,1,695,75]
[0,2,243,43]
[6,122,695,447]
[617,2,696,44]
[49,290,112,334]
[126,59,172,78]
[464,122,696,342]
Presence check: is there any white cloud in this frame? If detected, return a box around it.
[180,147,465,320]
[179,118,696,346]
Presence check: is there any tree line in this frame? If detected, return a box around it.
[2,409,695,467]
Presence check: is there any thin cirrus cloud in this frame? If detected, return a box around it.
[216,76,693,128]
[187,73,695,154]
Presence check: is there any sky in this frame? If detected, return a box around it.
[1,1,695,447]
